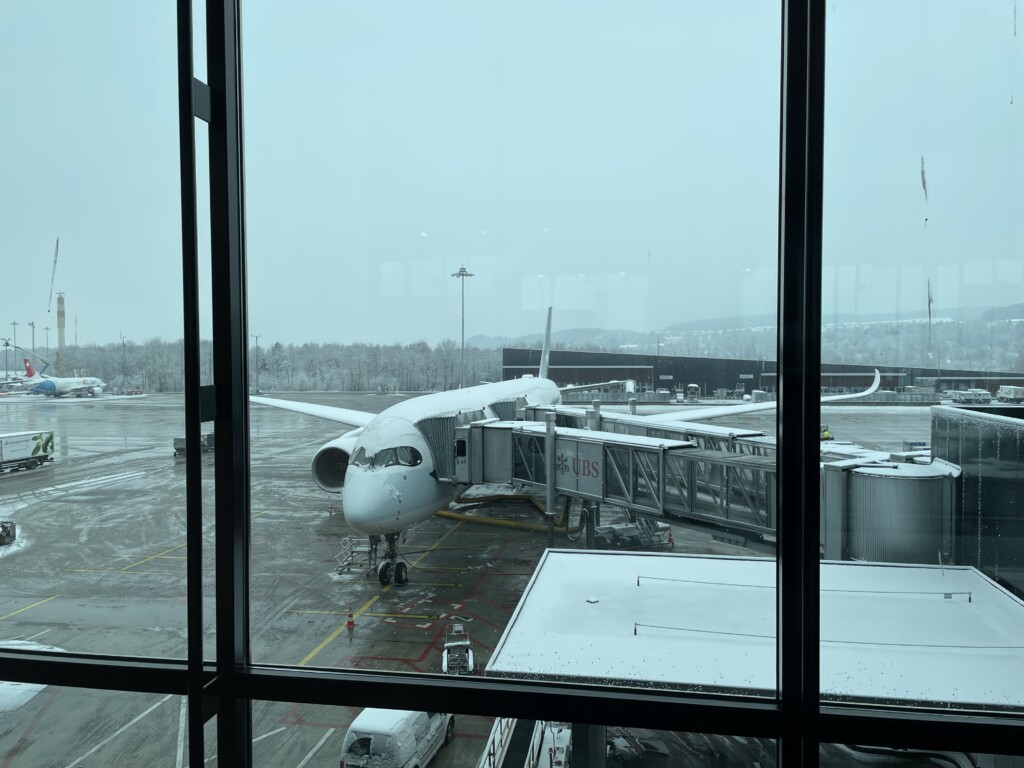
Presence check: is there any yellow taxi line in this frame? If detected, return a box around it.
[298,521,463,667]
[121,543,187,571]
[0,595,58,621]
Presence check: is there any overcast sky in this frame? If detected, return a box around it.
[1,1,1020,348]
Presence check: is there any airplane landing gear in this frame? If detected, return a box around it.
[372,533,405,585]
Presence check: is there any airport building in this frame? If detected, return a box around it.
[504,347,1024,399]
[3,3,1022,768]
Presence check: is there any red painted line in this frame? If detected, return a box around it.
[1,686,58,768]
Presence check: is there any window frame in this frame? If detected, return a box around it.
[0,1,1021,766]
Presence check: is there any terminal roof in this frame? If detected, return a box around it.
[486,551,1024,709]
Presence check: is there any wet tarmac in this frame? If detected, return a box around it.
[0,393,933,767]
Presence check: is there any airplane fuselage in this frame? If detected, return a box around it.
[28,377,105,397]
[341,377,561,535]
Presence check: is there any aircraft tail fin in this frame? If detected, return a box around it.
[23,358,36,379]
[539,307,552,379]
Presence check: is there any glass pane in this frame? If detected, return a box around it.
[0,683,196,767]
[822,743,1024,768]
[252,702,776,768]
[821,0,1024,710]
[244,0,781,696]
[0,5,191,657]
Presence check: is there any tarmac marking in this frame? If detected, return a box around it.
[62,693,173,768]
[67,568,177,576]
[176,696,187,768]
[298,522,464,667]
[298,595,380,667]
[0,686,57,768]
[295,727,336,768]
[0,595,58,621]
[121,543,187,571]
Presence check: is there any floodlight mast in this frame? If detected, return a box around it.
[451,266,474,389]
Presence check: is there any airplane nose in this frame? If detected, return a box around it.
[341,468,395,535]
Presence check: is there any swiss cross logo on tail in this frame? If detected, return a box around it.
[23,359,36,378]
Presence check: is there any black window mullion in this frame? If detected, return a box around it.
[206,0,252,763]
[777,0,825,764]
[176,0,207,765]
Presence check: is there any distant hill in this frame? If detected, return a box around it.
[471,304,1017,351]
[982,303,1024,322]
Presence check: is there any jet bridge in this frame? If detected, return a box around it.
[453,419,777,549]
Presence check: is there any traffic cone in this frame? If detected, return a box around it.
[346,607,356,630]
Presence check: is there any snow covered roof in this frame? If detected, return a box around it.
[485,551,1024,709]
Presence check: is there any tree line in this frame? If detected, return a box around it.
[11,316,1019,394]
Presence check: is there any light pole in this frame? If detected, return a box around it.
[1,338,9,382]
[10,321,18,359]
[251,333,261,393]
[451,266,474,389]
[42,326,51,358]
[120,332,127,392]
[28,321,35,357]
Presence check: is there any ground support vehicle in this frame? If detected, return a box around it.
[173,433,215,456]
[0,431,54,473]
[997,385,1024,403]
[340,709,454,768]
[441,623,474,675]
[951,389,993,404]
[0,521,16,545]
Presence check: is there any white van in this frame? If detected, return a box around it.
[340,709,455,768]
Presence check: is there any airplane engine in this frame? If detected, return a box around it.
[311,432,360,492]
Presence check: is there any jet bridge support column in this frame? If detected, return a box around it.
[545,412,556,548]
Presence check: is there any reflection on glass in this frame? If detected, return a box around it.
[822,743,1024,768]
[243,1,782,696]
[252,702,776,768]
[821,1,1023,710]
[0,5,188,657]
[0,685,194,767]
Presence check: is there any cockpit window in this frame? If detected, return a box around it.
[371,448,398,468]
[397,446,422,466]
[352,443,423,470]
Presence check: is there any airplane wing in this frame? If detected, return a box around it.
[637,369,881,425]
[559,379,634,395]
[250,396,376,428]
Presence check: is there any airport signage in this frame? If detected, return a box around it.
[739,374,754,379]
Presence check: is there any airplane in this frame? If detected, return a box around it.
[250,310,880,585]
[19,358,106,397]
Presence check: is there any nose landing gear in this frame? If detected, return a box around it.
[370,532,407,585]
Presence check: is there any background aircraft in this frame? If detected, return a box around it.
[18,358,106,397]
[251,311,880,585]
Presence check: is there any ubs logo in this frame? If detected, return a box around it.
[556,451,600,478]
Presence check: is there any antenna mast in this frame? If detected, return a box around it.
[48,237,60,313]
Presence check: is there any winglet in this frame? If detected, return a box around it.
[539,307,552,379]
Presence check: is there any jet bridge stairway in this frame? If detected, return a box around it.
[452,417,777,551]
